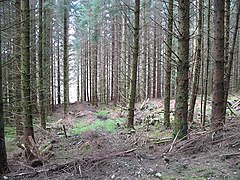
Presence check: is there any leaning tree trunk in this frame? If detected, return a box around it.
[188,0,202,124]
[211,0,225,129]
[173,0,190,139]
[224,1,240,118]
[127,0,140,129]
[0,4,8,173]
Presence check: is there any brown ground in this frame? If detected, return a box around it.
[4,99,240,180]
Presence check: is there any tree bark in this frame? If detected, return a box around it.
[38,0,46,129]
[211,0,225,129]
[14,0,23,136]
[127,0,140,129]
[141,0,147,100]
[21,0,35,144]
[152,17,157,98]
[43,0,51,115]
[0,4,8,173]
[30,0,38,114]
[188,0,202,124]
[164,0,173,128]
[173,0,190,138]
[202,0,211,127]
[63,0,69,117]
[224,1,240,118]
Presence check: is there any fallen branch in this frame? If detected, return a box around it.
[169,130,180,153]
[153,137,172,144]
[227,103,237,116]
[219,152,240,159]
[49,148,137,173]
[9,148,137,179]
[84,148,137,163]
[140,98,149,110]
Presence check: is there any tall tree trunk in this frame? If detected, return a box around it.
[117,15,122,103]
[86,40,90,102]
[63,0,69,117]
[81,45,84,101]
[92,28,98,107]
[224,1,240,117]
[6,3,14,124]
[50,25,54,111]
[83,41,87,102]
[43,0,51,115]
[30,0,38,114]
[156,27,162,99]
[224,0,230,75]
[147,38,152,98]
[103,37,106,104]
[188,0,202,124]
[21,0,34,142]
[120,15,127,104]
[111,17,118,105]
[173,0,190,138]
[14,0,23,136]
[57,35,61,104]
[141,0,147,100]
[38,0,46,129]
[152,18,157,98]
[202,0,211,127]
[88,41,92,103]
[211,0,225,129]
[127,0,140,129]
[164,0,173,128]
[77,51,80,102]
[0,4,8,173]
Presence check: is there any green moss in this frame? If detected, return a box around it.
[5,126,16,139]
[4,126,17,154]
[95,110,109,117]
[181,178,206,180]
[69,118,123,135]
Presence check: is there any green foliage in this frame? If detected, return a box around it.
[69,118,123,135]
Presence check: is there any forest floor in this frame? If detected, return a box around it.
[3,97,240,180]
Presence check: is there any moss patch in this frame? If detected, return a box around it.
[95,110,109,117]
[5,126,17,154]
[69,118,123,135]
